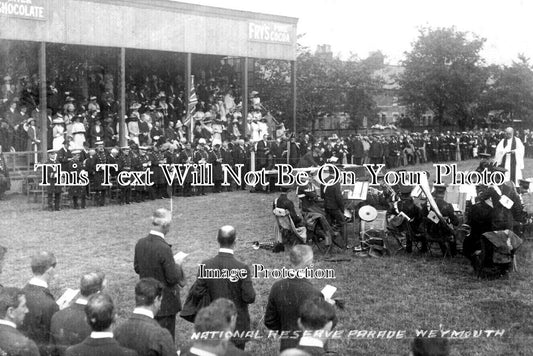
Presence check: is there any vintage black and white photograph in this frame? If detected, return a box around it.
[1,0,533,355]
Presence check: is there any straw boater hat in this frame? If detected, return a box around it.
[130,102,141,110]
[52,117,64,124]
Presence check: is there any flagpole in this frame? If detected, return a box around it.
[189,75,195,142]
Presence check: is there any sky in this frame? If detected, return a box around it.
[180,0,533,65]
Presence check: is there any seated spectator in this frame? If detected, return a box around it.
[273,190,303,227]
[114,278,176,356]
[0,287,39,356]
[65,294,136,356]
[51,272,107,356]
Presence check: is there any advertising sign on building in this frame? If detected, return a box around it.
[249,22,292,44]
[0,0,46,21]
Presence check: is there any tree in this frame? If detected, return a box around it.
[342,51,384,128]
[479,55,533,125]
[256,43,382,132]
[399,27,488,129]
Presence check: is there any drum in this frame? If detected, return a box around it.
[358,205,378,222]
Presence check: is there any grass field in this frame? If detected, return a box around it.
[1,159,533,356]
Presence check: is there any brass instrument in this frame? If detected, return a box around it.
[252,241,275,250]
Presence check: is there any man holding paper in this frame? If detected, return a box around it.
[134,208,186,339]
[51,272,107,356]
[495,127,524,185]
[264,245,333,352]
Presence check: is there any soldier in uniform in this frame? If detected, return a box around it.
[151,143,168,199]
[423,185,459,256]
[178,141,194,197]
[68,149,87,209]
[135,146,151,202]
[388,185,423,253]
[45,149,62,211]
[221,140,234,192]
[117,146,135,205]
[208,142,224,193]
[194,138,209,196]
[232,139,247,190]
[86,140,108,206]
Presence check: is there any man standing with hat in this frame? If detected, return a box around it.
[209,142,224,193]
[118,145,136,205]
[86,140,108,207]
[178,141,194,197]
[68,149,87,209]
[46,149,62,211]
[194,139,209,196]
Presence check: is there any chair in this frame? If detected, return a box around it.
[273,208,307,246]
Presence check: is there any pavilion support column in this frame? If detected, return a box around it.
[39,42,47,160]
[291,60,297,135]
[118,47,126,147]
[242,57,249,134]
[242,57,254,171]
[185,53,192,139]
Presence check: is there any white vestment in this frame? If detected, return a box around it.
[495,136,524,185]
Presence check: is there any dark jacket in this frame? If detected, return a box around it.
[274,194,302,226]
[114,313,176,356]
[264,278,324,351]
[0,324,40,356]
[65,337,137,356]
[50,302,91,356]
[321,178,344,212]
[195,252,256,340]
[134,234,185,317]
[297,151,318,168]
[21,283,59,355]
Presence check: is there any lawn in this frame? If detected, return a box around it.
[1,159,533,356]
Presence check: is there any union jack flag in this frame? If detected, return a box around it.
[183,75,197,130]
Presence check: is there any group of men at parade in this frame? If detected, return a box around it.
[2,212,395,356]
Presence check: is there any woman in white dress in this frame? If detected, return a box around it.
[52,116,65,150]
[71,115,86,149]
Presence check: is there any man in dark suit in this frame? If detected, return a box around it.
[264,245,325,352]
[134,208,185,339]
[280,297,337,356]
[194,226,255,350]
[65,294,136,356]
[20,251,59,355]
[114,278,176,356]
[321,167,346,247]
[50,272,107,356]
[0,287,40,356]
